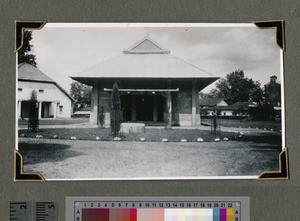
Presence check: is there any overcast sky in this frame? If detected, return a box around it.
[31,24,281,93]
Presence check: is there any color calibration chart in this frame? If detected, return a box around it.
[66,197,250,221]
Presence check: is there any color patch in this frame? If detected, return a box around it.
[137,209,164,221]
[81,208,236,221]
[226,208,234,221]
[82,208,109,221]
[220,208,227,221]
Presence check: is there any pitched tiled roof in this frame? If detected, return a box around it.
[18,63,55,83]
[71,37,218,80]
[18,63,74,101]
[199,98,226,106]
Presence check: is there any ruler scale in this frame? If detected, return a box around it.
[36,202,58,221]
[10,202,31,221]
[66,197,250,221]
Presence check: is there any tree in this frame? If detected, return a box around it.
[28,90,39,132]
[199,89,220,99]
[211,70,264,105]
[70,81,92,110]
[18,31,37,66]
[110,82,121,136]
[111,82,121,110]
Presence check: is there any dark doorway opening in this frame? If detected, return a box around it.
[136,95,153,121]
[41,102,51,118]
[120,95,165,122]
[121,95,132,122]
[21,101,30,118]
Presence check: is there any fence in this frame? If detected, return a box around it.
[210,113,221,135]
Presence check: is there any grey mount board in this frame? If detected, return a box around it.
[0,0,300,220]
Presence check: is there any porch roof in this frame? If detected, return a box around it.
[71,54,218,79]
[70,36,219,84]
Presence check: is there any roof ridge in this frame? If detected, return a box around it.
[123,36,170,54]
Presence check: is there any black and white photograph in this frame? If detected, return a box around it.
[16,23,284,180]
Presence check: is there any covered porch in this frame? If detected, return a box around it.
[18,100,60,119]
[83,78,214,128]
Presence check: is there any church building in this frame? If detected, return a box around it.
[71,37,219,127]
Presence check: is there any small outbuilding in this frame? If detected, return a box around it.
[18,63,74,119]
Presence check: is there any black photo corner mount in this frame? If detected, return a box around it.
[15,20,47,181]
[254,20,288,180]
[258,147,289,180]
[14,150,45,182]
[253,20,285,51]
[15,20,47,52]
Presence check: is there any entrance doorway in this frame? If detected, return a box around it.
[21,101,30,118]
[136,96,153,121]
[41,102,51,118]
[120,95,165,122]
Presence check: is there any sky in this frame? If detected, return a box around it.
[30,23,282,93]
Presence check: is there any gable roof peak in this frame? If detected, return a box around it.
[123,36,170,54]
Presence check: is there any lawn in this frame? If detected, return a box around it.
[18,138,282,179]
[18,127,238,142]
[201,118,282,131]
[18,118,89,125]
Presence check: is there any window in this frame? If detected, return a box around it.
[18,88,22,91]
[39,89,44,93]
[59,105,63,113]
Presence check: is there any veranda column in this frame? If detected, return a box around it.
[191,79,199,126]
[38,102,42,119]
[166,91,172,128]
[53,102,58,118]
[166,80,172,128]
[18,101,22,118]
[131,95,136,121]
[153,94,158,122]
[90,82,99,125]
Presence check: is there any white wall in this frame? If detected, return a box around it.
[18,81,72,118]
[221,110,233,116]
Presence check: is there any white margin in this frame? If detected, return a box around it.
[15,22,284,181]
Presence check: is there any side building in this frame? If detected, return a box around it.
[18,63,74,119]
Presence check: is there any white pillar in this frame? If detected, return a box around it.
[90,83,99,125]
[18,101,22,118]
[38,102,42,119]
[53,102,57,118]
[166,91,172,128]
[192,80,200,126]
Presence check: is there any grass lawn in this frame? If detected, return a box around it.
[18,127,238,142]
[18,138,282,179]
[202,118,282,131]
[18,118,89,125]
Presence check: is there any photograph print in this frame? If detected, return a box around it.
[16,23,284,180]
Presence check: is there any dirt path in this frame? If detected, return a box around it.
[18,138,281,179]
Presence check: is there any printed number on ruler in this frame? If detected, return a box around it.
[10,202,31,221]
[36,202,58,221]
